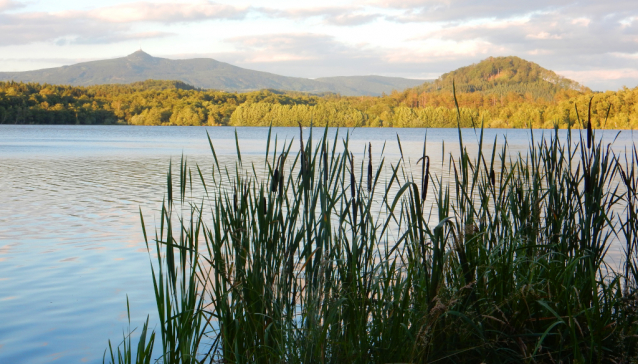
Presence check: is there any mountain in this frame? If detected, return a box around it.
[315,75,433,96]
[0,51,426,96]
[415,56,589,99]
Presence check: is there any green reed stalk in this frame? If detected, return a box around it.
[107,118,638,363]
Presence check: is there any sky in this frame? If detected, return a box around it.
[0,0,637,91]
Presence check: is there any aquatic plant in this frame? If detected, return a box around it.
[106,117,638,363]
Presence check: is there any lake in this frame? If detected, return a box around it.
[0,125,635,363]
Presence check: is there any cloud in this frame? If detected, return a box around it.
[0,0,23,12]
[373,0,638,23]
[227,33,365,63]
[203,33,388,77]
[0,1,248,46]
[0,12,134,46]
[325,13,380,26]
[560,68,638,82]
[88,1,248,23]
[207,33,484,79]
[68,31,175,45]
[559,69,638,90]
[375,0,561,22]
[419,13,638,57]
[259,6,381,26]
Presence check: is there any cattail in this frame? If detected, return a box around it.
[452,160,460,198]
[322,141,328,185]
[262,196,267,216]
[353,200,358,226]
[271,169,279,192]
[270,155,281,192]
[278,156,285,196]
[271,155,280,193]
[490,168,495,187]
[516,185,523,202]
[233,184,238,212]
[587,97,593,149]
[417,155,430,201]
[349,152,357,226]
[298,122,305,175]
[423,156,430,201]
[367,143,372,192]
[349,152,356,199]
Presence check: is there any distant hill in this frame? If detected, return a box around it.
[416,56,589,99]
[98,79,200,91]
[315,75,433,96]
[0,51,426,96]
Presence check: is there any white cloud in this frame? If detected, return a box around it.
[88,1,248,23]
[226,33,367,63]
[372,0,638,23]
[559,69,638,90]
[210,33,498,79]
[560,68,638,81]
[0,1,249,46]
[526,32,562,40]
[571,18,591,27]
[0,0,23,12]
[0,12,143,46]
[258,6,381,26]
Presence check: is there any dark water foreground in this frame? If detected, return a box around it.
[0,125,636,363]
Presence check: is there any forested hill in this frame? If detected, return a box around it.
[415,56,589,99]
[2,79,638,129]
[0,51,425,96]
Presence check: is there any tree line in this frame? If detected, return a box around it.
[1,79,637,129]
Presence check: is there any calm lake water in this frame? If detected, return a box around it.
[0,125,635,363]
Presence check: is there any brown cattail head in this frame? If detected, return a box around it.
[422,156,430,201]
[452,159,460,198]
[417,155,429,201]
[271,169,279,192]
[298,122,305,174]
[350,152,356,199]
[353,200,358,227]
[367,143,372,192]
[322,141,328,185]
[233,184,238,212]
[262,196,267,216]
[516,185,523,203]
[278,156,285,195]
[271,155,280,193]
[490,168,495,187]
[587,97,593,149]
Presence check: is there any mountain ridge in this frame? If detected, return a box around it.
[0,51,427,96]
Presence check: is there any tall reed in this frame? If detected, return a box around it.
[106,122,638,363]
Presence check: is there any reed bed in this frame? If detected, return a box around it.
[106,116,638,363]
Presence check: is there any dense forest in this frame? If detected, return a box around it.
[1,57,637,129]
